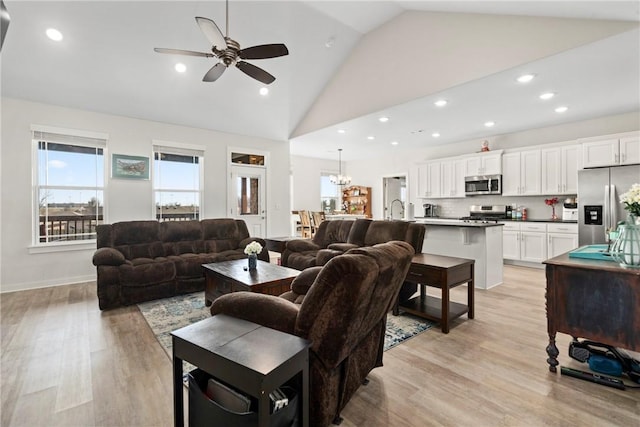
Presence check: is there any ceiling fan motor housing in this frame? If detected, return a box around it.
[216,38,240,66]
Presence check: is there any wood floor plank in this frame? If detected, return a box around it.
[1,265,639,426]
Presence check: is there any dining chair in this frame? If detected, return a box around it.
[297,210,313,238]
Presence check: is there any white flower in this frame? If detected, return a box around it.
[244,241,263,255]
[620,183,640,216]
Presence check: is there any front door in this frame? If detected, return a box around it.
[228,165,266,237]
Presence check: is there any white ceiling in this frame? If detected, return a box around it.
[2,1,639,161]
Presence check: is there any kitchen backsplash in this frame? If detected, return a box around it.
[418,194,577,220]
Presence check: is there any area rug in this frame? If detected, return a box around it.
[138,292,433,359]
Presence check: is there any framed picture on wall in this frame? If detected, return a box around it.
[112,154,150,180]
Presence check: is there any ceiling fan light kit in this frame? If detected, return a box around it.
[154,0,288,85]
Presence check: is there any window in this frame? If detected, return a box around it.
[320,173,340,213]
[153,144,203,221]
[33,128,106,244]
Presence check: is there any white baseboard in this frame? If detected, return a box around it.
[0,274,96,294]
[503,260,545,269]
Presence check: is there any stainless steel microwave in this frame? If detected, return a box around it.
[464,174,502,196]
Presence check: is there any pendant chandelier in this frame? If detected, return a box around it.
[329,148,351,186]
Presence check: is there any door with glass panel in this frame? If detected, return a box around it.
[228,165,266,237]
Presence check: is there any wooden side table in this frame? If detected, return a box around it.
[172,314,310,427]
[202,260,300,306]
[394,253,474,334]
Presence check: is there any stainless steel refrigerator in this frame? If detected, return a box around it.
[578,164,640,245]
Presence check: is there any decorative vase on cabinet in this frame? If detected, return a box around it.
[610,215,640,269]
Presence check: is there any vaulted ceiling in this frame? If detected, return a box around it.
[2,1,639,161]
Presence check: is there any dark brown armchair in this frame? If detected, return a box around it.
[211,241,415,427]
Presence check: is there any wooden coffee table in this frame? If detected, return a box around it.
[203,259,300,306]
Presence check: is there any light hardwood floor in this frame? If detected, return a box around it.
[1,265,638,426]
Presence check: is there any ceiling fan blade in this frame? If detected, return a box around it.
[239,44,289,60]
[236,61,276,85]
[154,48,214,58]
[195,16,227,50]
[203,63,226,82]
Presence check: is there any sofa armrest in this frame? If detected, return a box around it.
[290,266,322,296]
[92,247,126,266]
[286,239,320,252]
[211,293,299,335]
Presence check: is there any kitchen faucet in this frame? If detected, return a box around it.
[390,199,404,219]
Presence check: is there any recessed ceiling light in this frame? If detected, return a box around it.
[539,92,555,100]
[391,141,399,146]
[378,116,389,123]
[484,121,496,127]
[434,99,447,107]
[432,132,440,138]
[175,63,187,73]
[337,129,346,134]
[259,87,269,96]
[555,106,568,113]
[367,136,375,140]
[325,36,335,48]
[46,28,63,41]
[516,74,535,83]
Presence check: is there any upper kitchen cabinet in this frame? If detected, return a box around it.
[464,151,503,176]
[440,158,466,198]
[580,131,640,168]
[416,161,441,198]
[541,144,578,195]
[502,149,541,196]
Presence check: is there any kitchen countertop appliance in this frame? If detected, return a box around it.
[459,205,507,223]
[578,164,640,245]
[423,203,438,217]
[562,197,578,221]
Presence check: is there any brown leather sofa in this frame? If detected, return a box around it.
[92,219,268,310]
[211,241,415,427]
[281,219,425,270]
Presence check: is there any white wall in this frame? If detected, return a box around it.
[290,155,340,211]
[1,98,291,292]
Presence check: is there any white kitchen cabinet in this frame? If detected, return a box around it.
[417,162,441,198]
[620,135,640,165]
[440,158,466,198]
[541,144,578,195]
[502,149,541,196]
[547,223,579,258]
[501,222,551,262]
[465,152,502,176]
[581,132,640,168]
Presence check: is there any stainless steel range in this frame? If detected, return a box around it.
[459,205,508,223]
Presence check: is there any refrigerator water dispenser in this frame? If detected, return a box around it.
[584,205,603,225]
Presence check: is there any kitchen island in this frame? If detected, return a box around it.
[415,218,503,289]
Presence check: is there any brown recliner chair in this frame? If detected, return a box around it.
[211,241,415,427]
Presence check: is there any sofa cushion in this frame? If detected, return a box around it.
[168,254,216,279]
[316,248,345,266]
[119,260,175,287]
[363,220,409,247]
[346,219,372,246]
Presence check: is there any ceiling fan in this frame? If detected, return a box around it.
[154,0,288,85]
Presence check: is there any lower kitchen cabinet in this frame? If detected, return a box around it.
[547,223,579,258]
[502,222,578,263]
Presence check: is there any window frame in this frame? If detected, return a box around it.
[320,171,340,214]
[152,141,205,222]
[30,125,108,249]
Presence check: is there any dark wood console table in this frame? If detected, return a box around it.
[393,253,475,333]
[543,251,640,372]
[172,314,310,427]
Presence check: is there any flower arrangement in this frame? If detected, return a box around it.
[244,241,263,256]
[544,197,559,206]
[620,183,640,217]
[545,197,559,220]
